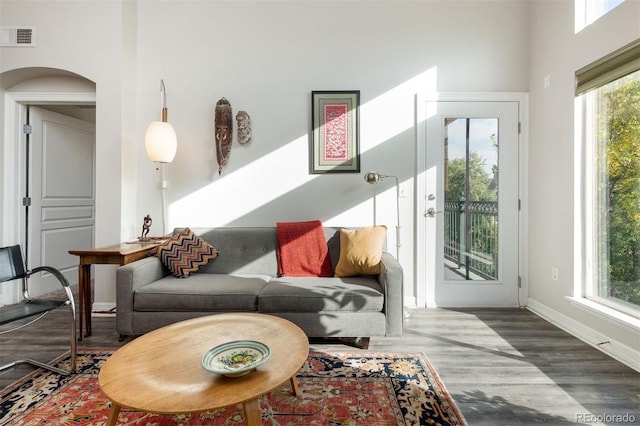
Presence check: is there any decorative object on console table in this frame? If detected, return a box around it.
[139,214,152,242]
[144,79,178,236]
[364,170,401,261]
[215,97,233,174]
[68,243,162,340]
[310,90,360,174]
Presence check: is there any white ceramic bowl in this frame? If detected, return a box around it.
[201,340,271,377]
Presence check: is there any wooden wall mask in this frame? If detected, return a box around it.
[215,97,233,174]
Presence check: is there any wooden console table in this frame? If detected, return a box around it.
[69,242,161,340]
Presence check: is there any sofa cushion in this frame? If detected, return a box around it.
[156,228,219,278]
[186,227,279,275]
[134,274,270,311]
[258,276,384,313]
[334,226,387,277]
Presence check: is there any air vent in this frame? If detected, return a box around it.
[1,27,35,47]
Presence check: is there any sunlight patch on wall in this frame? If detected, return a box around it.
[360,67,438,152]
[170,66,438,228]
[170,134,313,226]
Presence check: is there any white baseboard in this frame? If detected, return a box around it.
[91,302,116,317]
[404,296,418,309]
[527,298,640,372]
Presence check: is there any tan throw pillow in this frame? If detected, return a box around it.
[155,228,219,278]
[334,226,387,278]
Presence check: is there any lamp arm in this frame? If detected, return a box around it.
[392,176,401,261]
[160,80,168,122]
[161,163,168,236]
[364,171,401,261]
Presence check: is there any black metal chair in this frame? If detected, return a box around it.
[0,245,76,375]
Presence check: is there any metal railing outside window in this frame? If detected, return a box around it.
[444,198,498,280]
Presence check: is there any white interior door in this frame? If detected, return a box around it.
[421,100,520,307]
[26,106,95,296]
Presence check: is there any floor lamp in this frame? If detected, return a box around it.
[145,80,177,236]
[364,171,401,261]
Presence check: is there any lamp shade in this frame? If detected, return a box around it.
[145,121,177,163]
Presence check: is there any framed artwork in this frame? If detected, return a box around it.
[310,90,360,174]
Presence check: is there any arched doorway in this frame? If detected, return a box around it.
[1,67,96,304]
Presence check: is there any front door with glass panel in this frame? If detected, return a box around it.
[424,101,520,307]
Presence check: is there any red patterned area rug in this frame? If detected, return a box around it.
[1,349,466,425]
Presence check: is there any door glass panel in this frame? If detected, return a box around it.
[443,117,499,281]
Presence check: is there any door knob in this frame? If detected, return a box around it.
[424,207,442,218]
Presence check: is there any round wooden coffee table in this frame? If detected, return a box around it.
[98,313,309,425]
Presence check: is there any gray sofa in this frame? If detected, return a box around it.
[116,227,403,345]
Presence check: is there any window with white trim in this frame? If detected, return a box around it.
[577,39,640,318]
[575,0,624,33]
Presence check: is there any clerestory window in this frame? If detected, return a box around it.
[575,0,624,33]
[576,39,640,318]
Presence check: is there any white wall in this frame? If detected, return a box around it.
[1,1,529,307]
[132,0,529,308]
[528,0,640,365]
[0,0,124,304]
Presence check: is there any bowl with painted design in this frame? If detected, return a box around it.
[201,340,271,377]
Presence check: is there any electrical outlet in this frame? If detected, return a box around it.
[551,267,559,282]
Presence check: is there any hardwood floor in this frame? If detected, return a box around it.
[1,305,638,425]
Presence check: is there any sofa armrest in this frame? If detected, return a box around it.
[379,251,403,336]
[116,256,168,335]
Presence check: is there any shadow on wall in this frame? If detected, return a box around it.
[171,127,415,228]
[0,67,95,91]
[169,67,439,228]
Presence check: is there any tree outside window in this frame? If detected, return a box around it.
[587,69,640,314]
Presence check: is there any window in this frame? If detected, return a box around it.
[577,40,640,318]
[575,0,624,33]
